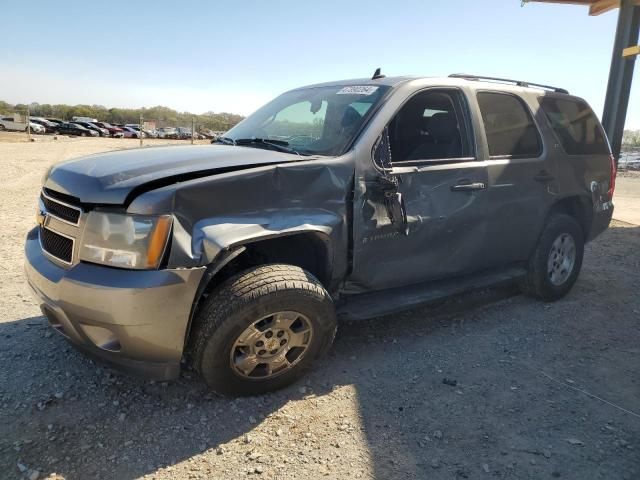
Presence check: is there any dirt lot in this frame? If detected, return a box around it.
[0,135,639,480]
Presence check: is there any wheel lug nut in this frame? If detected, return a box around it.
[280,339,287,346]
[270,349,278,355]
[258,349,266,355]
[256,341,264,347]
[265,331,273,339]
[277,331,284,338]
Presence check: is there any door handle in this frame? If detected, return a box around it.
[534,170,554,183]
[451,181,486,192]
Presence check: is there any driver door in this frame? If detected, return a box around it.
[349,88,490,291]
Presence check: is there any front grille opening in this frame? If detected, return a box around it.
[40,228,73,264]
[41,193,81,224]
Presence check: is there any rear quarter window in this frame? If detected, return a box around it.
[538,96,609,155]
[477,92,542,158]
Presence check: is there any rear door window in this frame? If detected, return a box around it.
[538,96,609,155]
[477,92,542,158]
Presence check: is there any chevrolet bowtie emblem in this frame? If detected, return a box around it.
[36,209,47,227]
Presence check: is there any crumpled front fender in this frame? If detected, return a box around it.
[188,210,341,265]
[127,158,354,273]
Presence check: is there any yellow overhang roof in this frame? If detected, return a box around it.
[525,0,640,16]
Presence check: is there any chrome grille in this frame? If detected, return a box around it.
[40,228,74,264]
[41,191,81,225]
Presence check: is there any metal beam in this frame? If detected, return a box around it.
[601,0,640,161]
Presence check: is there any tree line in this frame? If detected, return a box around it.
[622,129,640,148]
[1,99,639,145]
[0,100,244,131]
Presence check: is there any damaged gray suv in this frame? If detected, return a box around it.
[25,73,616,395]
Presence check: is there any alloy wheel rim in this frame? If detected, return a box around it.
[547,233,576,286]
[230,311,313,380]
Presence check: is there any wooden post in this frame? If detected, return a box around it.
[27,105,31,142]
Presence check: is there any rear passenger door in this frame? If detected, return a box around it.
[476,91,559,266]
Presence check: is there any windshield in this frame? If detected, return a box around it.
[224,84,390,156]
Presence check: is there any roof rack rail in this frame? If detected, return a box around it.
[448,74,569,94]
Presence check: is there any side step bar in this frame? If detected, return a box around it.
[336,266,526,321]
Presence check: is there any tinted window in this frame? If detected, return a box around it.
[539,97,608,155]
[388,90,473,163]
[477,92,541,158]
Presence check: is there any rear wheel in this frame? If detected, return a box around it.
[521,214,584,301]
[191,264,337,396]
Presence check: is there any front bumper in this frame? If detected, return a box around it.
[24,228,205,380]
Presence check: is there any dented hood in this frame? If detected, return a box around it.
[44,144,302,204]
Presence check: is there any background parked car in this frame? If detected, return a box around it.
[176,127,192,139]
[57,122,99,137]
[199,129,217,139]
[46,118,65,128]
[0,116,45,133]
[71,116,98,123]
[26,117,59,134]
[120,126,144,138]
[157,127,178,139]
[92,121,124,138]
[72,121,109,137]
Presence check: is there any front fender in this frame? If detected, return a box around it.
[127,157,354,271]
[188,210,342,265]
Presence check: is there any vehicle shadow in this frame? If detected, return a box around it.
[340,222,640,479]
[2,225,639,479]
[0,313,305,479]
[0,285,517,480]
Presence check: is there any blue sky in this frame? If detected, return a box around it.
[2,0,638,127]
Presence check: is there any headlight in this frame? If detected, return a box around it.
[79,212,172,269]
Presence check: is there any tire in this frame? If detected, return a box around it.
[521,214,584,301]
[0,124,5,131]
[190,264,337,396]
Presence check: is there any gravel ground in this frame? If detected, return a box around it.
[0,136,639,480]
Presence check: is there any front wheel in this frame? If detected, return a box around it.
[190,264,337,396]
[521,214,584,301]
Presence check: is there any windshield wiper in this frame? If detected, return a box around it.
[232,138,310,156]
[215,136,236,145]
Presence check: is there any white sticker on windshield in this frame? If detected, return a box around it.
[336,86,379,95]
